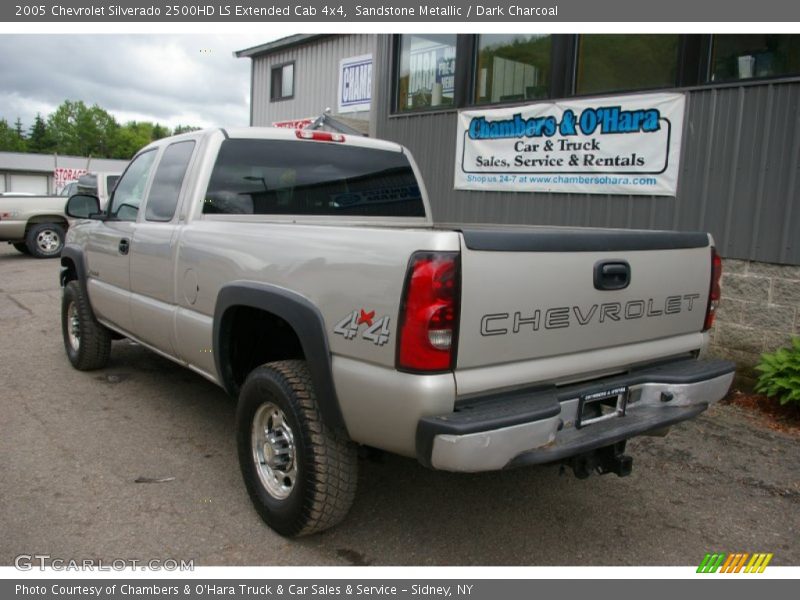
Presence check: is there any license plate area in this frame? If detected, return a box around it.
[577,386,628,428]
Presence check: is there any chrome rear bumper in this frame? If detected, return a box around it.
[417,358,735,472]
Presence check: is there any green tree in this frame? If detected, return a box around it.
[47,100,120,158]
[111,121,189,159]
[152,124,170,140]
[3,100,198,158]
[28,113,54,153]
[112,121,155,159]
[173,124,202,135]
[0,118,27,152]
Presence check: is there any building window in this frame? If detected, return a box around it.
[474,34,552,104]
[576,35,680,95]
[396,34,457,111]
[271,63,294,101]
[710,35,800,82]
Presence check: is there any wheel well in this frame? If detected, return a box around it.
[27,216,69,233]
[60,257,78,286]
[220,306,305,392]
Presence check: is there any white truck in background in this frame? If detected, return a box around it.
[60,172,120,208]
[60,127,734,536]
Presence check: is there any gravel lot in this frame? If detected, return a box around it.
[1,243,797,567]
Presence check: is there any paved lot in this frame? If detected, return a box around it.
[1,243,798,567]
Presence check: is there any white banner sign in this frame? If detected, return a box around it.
[338,54,372,114]
[454,92,685,196]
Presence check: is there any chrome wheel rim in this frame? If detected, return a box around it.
[66,302,80,351]
[252,402,297,500]
[37,229,61,253]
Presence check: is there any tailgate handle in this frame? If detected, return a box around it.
[594,260,630,291]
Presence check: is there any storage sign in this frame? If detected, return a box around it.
[338,54,372,113]
[272,118,314,129]
[54,167,87,191]
[454,92,685,196]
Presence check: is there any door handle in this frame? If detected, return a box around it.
[118,238,130,255]
[594,260,630,290]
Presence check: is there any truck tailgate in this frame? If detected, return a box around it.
[454,226,712,386]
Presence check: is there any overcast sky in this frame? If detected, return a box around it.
[0,34,277,132]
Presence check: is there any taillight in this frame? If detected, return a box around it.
[397,252,460,373]
[295,130,345,142]
[704,247,722,331]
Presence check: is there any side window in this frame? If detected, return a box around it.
[144,141,195,222]
[109,150,157,222]
[60,182,77,197]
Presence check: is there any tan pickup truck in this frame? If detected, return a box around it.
[60,127,734,536]
[1,172,120,258]
[0,192,71,258]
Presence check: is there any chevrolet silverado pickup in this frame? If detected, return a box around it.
[1,171,120,258]
[0,192,70,257]
[59,127,734,536]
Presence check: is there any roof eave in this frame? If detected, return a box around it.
[235,34,331,59]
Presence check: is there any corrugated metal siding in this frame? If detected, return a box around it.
[0,152,129,173]
[250,35,376,126]
[373,36,800,265]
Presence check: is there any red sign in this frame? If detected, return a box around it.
[54,167,87,192]
[272,118,314,129]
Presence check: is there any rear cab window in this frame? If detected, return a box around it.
[202,139,425,218]
[144,140,196,222]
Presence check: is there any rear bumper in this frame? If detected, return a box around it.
[417,358,735,472]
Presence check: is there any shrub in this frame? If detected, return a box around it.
[755,337,800,405]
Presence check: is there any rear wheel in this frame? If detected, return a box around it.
[236,360,357,536]
[12,242,29,255]
[26,223,65,258]
[61,280,112,370]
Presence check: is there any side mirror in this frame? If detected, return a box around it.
[65,194,102,219]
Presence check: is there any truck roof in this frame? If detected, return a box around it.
[224,127,403,153]
[159,126,405,155]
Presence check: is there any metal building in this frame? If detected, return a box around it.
[372,35,800,267]
[0,151,129,195]
[236,34,376,133]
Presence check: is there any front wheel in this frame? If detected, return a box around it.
[26,222,65,258]
[61,280,112,370]
[236,360,357,536]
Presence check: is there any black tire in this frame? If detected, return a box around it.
[61,280,112,370]
[12,242,30,255]
[26,222,65,258]
[236,360,357,536]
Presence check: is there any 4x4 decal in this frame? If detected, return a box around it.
[334,309,391,346]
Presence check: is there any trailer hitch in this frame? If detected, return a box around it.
[565,441,633,479]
